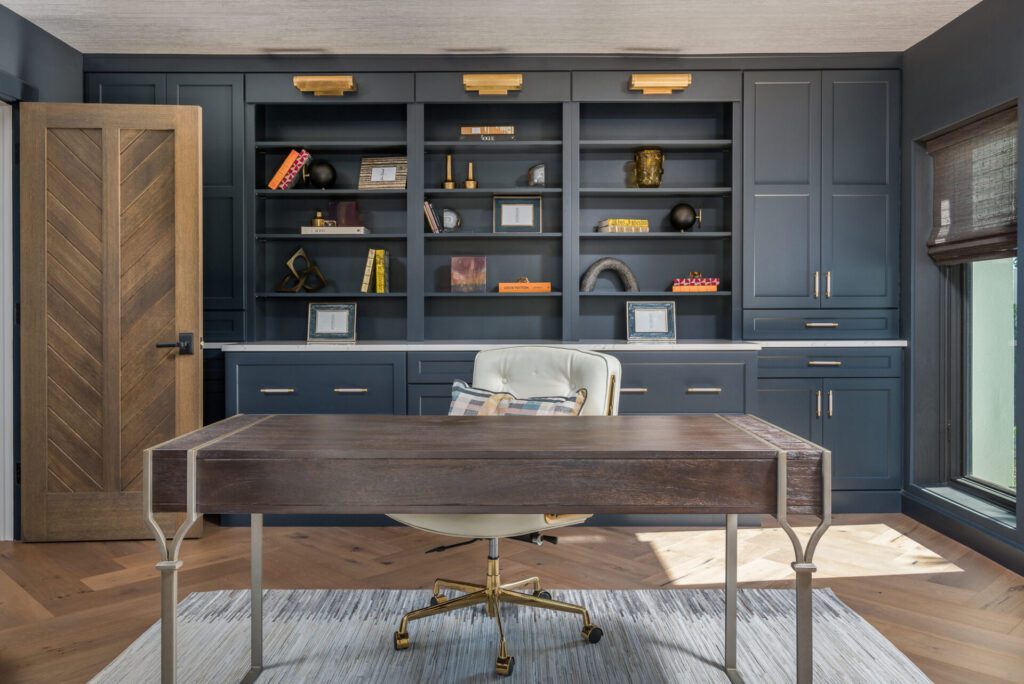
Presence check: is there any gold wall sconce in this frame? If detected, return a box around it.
[292,75,357,97]
[629,73,693,95]
[463,73,523,96]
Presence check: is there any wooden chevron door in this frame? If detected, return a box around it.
[19,103,202,541]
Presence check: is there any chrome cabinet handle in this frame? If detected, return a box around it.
[825,271,832,298]
[828,389,834,417]
[259,388,295,395]
[813,271,820,299]
[687,387,723,394]
[805,322,840,328]
[621,388,648,394]
[333,388,369,394]
[816,390,822,418]
[808,360,842,367]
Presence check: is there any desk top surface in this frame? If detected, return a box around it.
[150,413,821,461]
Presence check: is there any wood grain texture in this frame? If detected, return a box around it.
[149,414,825,516]
[0,515,1019,683]
[19,103,204,541]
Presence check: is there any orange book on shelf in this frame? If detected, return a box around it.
[498,281,552,293]
[267,150,299,189]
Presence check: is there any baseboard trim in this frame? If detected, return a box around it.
[832,490,902,513]
[213,514,764,528]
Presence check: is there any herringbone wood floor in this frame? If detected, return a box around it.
[0,514,1021,683]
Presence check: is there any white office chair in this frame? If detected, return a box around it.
[389,346,622,676]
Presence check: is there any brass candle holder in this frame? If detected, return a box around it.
[443,153,456,189]
[464,161,478,189]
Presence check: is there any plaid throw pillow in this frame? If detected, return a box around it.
[448,380,587,416]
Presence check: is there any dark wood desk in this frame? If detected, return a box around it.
[144,413,831,683]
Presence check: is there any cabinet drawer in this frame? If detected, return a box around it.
[416,72,570,102]
[407,352,477,384]
[408,384,455,416]
[227,352,405,415]
[743,309,899,340]
[758,348,903,378]
[204,310,244,342]
[611,352,753,414]
[245,73,414,103]
[572,71,741,102]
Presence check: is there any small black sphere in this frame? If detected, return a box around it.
[306,160,337,189]
[669,203,698,231]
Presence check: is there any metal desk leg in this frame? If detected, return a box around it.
[725,513,742,683]
[776,450,832,684]
[245,513,264,683]
[143,448,201,684]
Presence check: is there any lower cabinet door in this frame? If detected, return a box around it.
[408,384,454,416]
[823,377,901,490]
[755,378,823,444]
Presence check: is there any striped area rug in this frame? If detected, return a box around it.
[92,588,929,683]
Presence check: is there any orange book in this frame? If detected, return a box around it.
[499,281,552,293]
[267,150,299,189]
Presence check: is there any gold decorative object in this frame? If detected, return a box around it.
[463,73,524,96]
[629,73,693,95]
[292,75,357,97]
[276,247,329,293]
[634,148,664,188]
[443,154,456,189]
[464,161,478,189]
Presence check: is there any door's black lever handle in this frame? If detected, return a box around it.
[155,332,194,355]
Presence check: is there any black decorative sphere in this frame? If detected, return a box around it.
[669,203,698,232]
[305,160,337,189]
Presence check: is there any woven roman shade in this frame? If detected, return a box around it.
[926,107,1018,265]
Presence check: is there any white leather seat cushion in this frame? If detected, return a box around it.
[388,347,621,539]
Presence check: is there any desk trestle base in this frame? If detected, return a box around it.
[393,538,603,676]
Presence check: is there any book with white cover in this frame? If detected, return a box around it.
[300,226,370,235]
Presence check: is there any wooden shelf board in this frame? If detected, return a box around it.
[257,233,407,240]
[580,231,731,239]
[424,232,562,239]
[426,292,562,298]
[256,292,407,299]
[579,187,732,196]
[580,291,732,298]
[255,140,407,151]
[579,139,733,150]
[256,189,407,197]
[425,188,562,195]
[425,140,562,150]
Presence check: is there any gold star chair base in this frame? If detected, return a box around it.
[392,540,603,677]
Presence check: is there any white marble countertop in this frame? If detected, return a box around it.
[209,339,908,352]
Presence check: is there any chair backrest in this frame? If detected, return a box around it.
[472,346,622,416]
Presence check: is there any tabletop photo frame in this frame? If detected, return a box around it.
[626,301,676,343]
[307,302,357,343]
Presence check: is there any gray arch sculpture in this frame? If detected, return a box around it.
[580,257,640,292]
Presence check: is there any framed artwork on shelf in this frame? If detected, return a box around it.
[493,195,542,233]
[451,256,487,293]
[358,156,408,189]
[307,303,357,343]
[626,301,676,343]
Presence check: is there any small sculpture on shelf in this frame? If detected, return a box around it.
[464,161,478,189]
[443,153,456,189]
[527,163,546,187]
[580,257,640,292]
[301,159,337,189]
[633,148,664,188]
[669,203,702,232]
[442,207,462,232]
[275,247,329,293]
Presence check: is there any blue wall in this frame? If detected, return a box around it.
[902,0,1024,572]
[0,5,82,102]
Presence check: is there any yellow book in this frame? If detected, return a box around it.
[374,249,386,293]
[360,249,375,293]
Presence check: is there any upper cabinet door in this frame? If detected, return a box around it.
[168,74,245,313]
[743,71,822,309]
[821,71,900,309]
[85,73,167,104]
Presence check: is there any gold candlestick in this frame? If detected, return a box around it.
[464,161,478,189]
[443,153,456,189]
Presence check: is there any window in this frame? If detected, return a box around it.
[930,105,1018,506]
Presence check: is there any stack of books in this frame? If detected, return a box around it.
[460,125,516,141]
[596,218,650,233]
[301,225,370,235]
[360,249,390,293]
[423,201,442,233]
[267,149,311,190]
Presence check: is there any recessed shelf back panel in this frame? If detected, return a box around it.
[258,150,408,191]
[425,297,562,341]
[580,102,730,141]
[579,195,730,233]
[425,244,562,293]
[580,240,730,292]
[424,149,563,189]
[425,102,563,142]
[259,196,406,235]
[257,104,407,142]
[423,196,561,235]
[579,149,729,189]
[258,298,407,341]
[260,240,408,295]
[578,297,730,341]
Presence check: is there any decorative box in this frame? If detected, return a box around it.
[672,273,720,293]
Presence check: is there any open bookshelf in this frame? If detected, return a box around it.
[245,97,740,342]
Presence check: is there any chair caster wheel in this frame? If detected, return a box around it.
[495,655,515,676]
[582,625,603,644]
[393,631,410,650]
[533,590,552,600]
[430,594,448,606]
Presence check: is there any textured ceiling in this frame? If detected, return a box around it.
[3,0,983,55]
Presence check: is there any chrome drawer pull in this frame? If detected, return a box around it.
[805,322,840,328]
[621,387,648,394]
[333,388,369,394]
[259,388,295,395]
[807,360,842,367]
[687,387,723,394]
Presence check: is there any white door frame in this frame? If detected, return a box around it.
[0,101,12,541]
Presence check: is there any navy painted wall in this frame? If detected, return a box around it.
[0,5,82,102]
[902,0,1024,572]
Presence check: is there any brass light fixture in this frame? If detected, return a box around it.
[292,75,357,97]
[463,73,523,96]
[629,73,693,95]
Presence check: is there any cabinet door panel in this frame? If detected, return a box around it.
[822,71,899,309]
[408,384,455,416]
[85,73,166,104]
[746,194,820,306]
[755,378,823,444]
[823,377,901,490]
[749,78,817,185]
